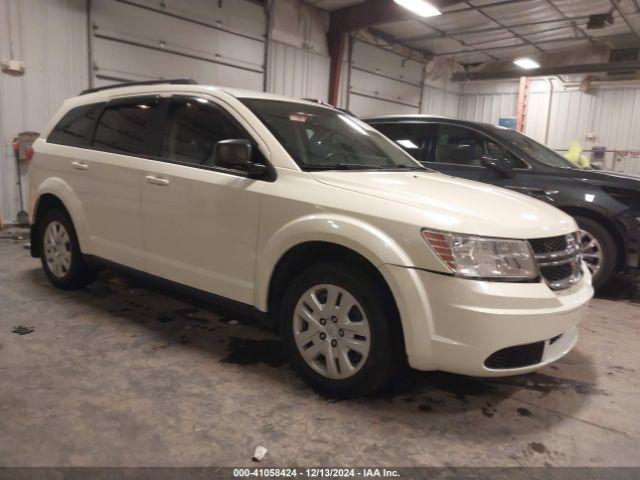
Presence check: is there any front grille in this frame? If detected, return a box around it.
[529,235,567,255]
[540,263,573,282]
[485,341,545,369]
[529,233,582,290]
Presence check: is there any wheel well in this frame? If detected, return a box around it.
[31,194,69,257]
[267,241,400,324]
[559,206,625,270]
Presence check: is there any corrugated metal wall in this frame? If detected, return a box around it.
[266,41,330,101]
[457,80,518,124]
[0,0,88,224]
[525,79,640,172]
[266,0,330,100]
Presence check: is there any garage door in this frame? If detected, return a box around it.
[89,0,266,90]
[348,39,423,116]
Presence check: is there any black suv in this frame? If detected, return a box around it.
[364,115,640,289]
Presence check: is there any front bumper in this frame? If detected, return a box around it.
[380,264,593,376]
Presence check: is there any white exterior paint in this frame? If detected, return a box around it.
[30,83,593,376]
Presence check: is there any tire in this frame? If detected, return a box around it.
[280,261,403,398]
[573,216,616,290]
[39,209,95,290]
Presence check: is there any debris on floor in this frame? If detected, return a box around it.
[151,342,170,351]
[252,445,268,462]
[12,325,34,335]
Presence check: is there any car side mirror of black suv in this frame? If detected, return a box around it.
[214,139,268,178]
[480,155,513,178]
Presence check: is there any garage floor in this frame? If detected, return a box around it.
[1,231,639,467]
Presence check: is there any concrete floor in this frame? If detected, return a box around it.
[1,230,639,467]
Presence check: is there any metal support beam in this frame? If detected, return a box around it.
[402,16,592,43]
[464,1,544,52]
[433,32,638,56]
[453,60,640,80]
[516,77,529,132]
[610,0,640,41]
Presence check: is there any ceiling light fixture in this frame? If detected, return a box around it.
[513,57,540,70]
[393,0,441,18]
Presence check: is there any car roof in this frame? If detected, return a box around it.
[66,83,335,111]
[361,114,498,130]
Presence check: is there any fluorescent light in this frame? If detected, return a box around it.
[513,57,540,70]
[393,0,441,17]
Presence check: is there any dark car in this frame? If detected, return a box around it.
[364,115,640,289]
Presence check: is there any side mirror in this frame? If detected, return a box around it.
[214,139,267,178]
[480,155,513,177]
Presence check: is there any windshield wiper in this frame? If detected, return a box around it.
[393,164,429,171]
[303,163,387,171]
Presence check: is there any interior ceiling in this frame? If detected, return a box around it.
[309,0,640,65]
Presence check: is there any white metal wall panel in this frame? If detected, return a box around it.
[422,85,459,117]
[91,0,265,88]
[457,92,518,125]
[0,0,88,223]
[266,41,330,101]
[348,40,422,115]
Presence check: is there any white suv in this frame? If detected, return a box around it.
[29,79,593,397]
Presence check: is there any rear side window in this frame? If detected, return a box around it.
[48,103,103,147]
[373,123,437,162]
[161,97,249,167]
[436,125,486,166]
[92,97,160,156]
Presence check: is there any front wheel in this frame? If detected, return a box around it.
[280,262,403,398]
[573,216,616,290]
[39,209,95,290]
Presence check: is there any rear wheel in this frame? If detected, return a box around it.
[39,209,95,290]
[280,262,402,398]
[573,216,616,290]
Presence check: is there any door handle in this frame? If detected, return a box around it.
[71,161,88,170]
[145,175,170,186]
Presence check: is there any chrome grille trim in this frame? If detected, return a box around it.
[529,233,583,290]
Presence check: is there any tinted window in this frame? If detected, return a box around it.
[488,126,574,168]
[373,123,437,162]
[92,98,159,155]
[436,125,486,166]
[48,103,103,147]
[161,97,248,167]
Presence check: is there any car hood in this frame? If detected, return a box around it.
[311,170,576,239]
[564,168,640,190]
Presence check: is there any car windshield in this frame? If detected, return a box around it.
[240,99,428,171]
[489,126,575,169]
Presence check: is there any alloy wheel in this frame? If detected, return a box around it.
[293,284,371,380]
[43,221,72,279]
[578,229,603,278]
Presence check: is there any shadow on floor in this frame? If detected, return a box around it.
[23,265,601,427]
[596,273,640,303]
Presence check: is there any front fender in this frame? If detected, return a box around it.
[254,213,413,311]
[32,177,91,253]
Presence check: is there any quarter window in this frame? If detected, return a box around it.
[161,97,249,167]
[92,98,159,155]
[48,103,103,147]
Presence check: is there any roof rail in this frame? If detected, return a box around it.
[80,78,198,95]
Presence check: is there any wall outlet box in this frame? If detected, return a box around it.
[1,59,26,74]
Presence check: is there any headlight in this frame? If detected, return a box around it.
[421,229,538,280]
